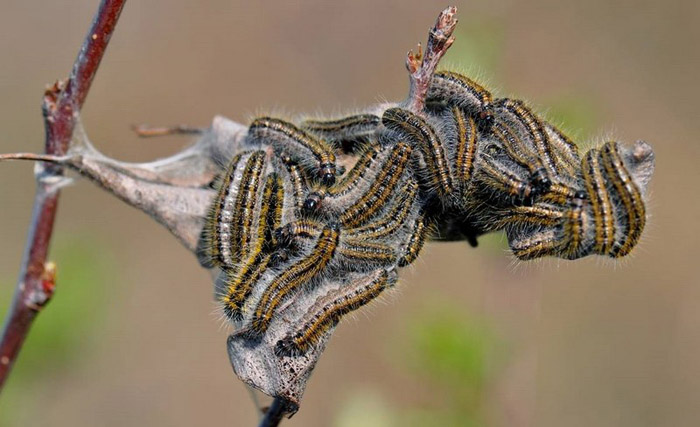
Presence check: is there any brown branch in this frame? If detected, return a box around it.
[0,0,127,391]
[403,6,457,112]
[258,397,296,427]
[131,124,205,138]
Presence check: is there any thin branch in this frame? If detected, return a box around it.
[258,397,296,427]
[132,124,205,138]
[0,0,127,391]
[403,6,457,112]
[0,153,71,163]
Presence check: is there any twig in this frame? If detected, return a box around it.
[132,124,205,138]
[258,397,295,427]
[403,6,458,112]
[0,153,71,163]
[0,0,127,391]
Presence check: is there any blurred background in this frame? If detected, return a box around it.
[0,1,698,426]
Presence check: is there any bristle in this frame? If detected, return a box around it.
[582,148,615,255]
[276,270,391,356]
[345,180,418,240]
[494,99,559,179]
[600,142,645,257]
[248,117,338,185]
[428,70,493,125]
[398,214,429,267]
[382,108,454,198]
[250,225,340,335]
[301,114,381,152]
[452,107,478,188]
[340,142,412,227]
[338,239,397,267]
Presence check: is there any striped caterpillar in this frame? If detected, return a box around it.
[191,7,655,408]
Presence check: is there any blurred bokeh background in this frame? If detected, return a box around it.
[0,1,698,426]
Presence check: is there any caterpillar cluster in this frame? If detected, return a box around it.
[196,69,654,357]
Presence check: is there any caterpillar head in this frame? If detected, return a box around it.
[504,140,655,260]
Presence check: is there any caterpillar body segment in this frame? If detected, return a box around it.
[491,203,565,230]
[301,142,382,217]
[493,98,559,179]
[582,148,615,255]
[231,151,268,264]
[449,107,479,195]
[197,152,246,268]
[382,108,454,200]
[220,173,286,320]
[276,269,396,357]
[197,151,268,269]
[599,141,646,257]
[339,142,413,227]
[474,149,533,206]
[543,122,581,179]
[398,213,430,267]
[427,70,494,129]
[280,158,310,217]
[344,180,420,240]
[247,117,338,186]
[250,224,341,335]
[301,114,381,154]
[491,119,546,180]
[507,229,563,260]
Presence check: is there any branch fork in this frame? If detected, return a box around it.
[0,0,127,391]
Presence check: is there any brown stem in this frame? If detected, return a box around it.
[0,0,127,391]
[258,397,295,427]
[0,153,71,163]
[132,124,205,138]
[403,6,458,113]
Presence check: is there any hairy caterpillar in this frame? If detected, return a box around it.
[194,11,655,406]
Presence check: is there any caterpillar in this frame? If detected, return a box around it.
[192,5,654,409]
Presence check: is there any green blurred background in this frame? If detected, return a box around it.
[0,1,698,426]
